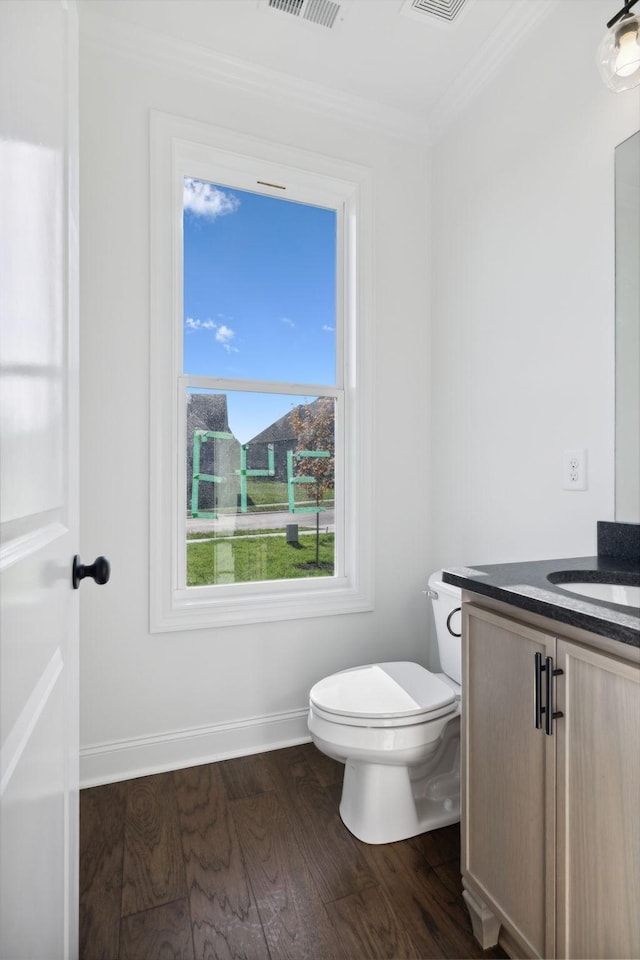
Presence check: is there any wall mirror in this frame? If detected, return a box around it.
[615,130,640,522]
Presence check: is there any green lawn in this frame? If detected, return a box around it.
[187,532,334,585]
[188,528,288,540]
[194,479,334,516]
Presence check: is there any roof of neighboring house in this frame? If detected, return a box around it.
[186,392,233,437]
[248,398,325,445]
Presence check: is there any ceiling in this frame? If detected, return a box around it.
[79,0,558,137]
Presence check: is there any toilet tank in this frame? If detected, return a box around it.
[428,572,462,684]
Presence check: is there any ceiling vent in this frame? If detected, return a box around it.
[401,0,469,25]
[263,0,342,29]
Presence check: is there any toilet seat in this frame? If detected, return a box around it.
[309,661,458,728]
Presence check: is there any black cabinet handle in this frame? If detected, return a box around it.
[72,555,110,589]
[544,655,564,736]
[534,652,545,729]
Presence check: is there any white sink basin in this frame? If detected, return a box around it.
[556,581,640,608]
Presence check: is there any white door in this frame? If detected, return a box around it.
[1,2,81,957]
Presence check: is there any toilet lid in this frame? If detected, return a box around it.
[309,661,456,724]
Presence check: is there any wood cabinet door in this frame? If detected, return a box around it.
[556,640,640,960]
[462,604,556,959]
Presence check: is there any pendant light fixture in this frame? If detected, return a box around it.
[598,0,640,91]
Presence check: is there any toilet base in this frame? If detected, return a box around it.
[338,718,460,844]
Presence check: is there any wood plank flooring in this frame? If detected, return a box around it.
[79,743,507,959]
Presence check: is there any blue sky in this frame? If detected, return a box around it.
[183,178,336,442]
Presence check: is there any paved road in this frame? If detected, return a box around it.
[187,509,335,536]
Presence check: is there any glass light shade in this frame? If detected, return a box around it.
[597,13,640,91]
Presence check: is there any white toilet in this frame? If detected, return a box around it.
[308,572,462,844]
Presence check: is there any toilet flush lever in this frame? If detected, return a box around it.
[424,589,438,599]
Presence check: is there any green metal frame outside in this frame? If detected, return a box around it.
[190,429,235,519]
[287,449,330,513]
[236,442,275,513]
[191,431,330,519]
[191,432,276,518]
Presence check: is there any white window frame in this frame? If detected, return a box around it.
[150,112,373,631]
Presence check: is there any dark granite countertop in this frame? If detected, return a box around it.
[442,556,640,648]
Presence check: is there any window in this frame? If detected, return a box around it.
[150,114,373,629]
[182,181,338,587]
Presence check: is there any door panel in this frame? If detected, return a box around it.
[462,604,556,959]
[2,678,67,954]
[0,2,80,957]
[1,533,73,747]
[556,641,640,960]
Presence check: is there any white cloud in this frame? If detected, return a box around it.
[215,324,234,344]
[215,324,238,353]
[322,324,335,332]
[281,316,295,328]
[183,178,240,220]
[185,317,217,330]
[185,317,238,352]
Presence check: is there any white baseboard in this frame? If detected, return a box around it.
[80,707,311,788]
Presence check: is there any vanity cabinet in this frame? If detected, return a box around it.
[461,602,640,960]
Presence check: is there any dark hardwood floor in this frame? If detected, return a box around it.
[80,742,506,960]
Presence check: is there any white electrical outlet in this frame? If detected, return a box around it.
[563,448,588,490]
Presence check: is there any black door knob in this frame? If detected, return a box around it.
[72,555,110,589]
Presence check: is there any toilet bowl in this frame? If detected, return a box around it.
[307,573,462,844]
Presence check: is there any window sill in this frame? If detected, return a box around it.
[150,576,374,632]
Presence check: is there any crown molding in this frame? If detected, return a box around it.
[429,0,559,141]
[79,2,559,149]
[79,9,432,145]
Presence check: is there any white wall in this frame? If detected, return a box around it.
[79,2,639,785]
[78,17,432,783]
[430,0,640,569]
